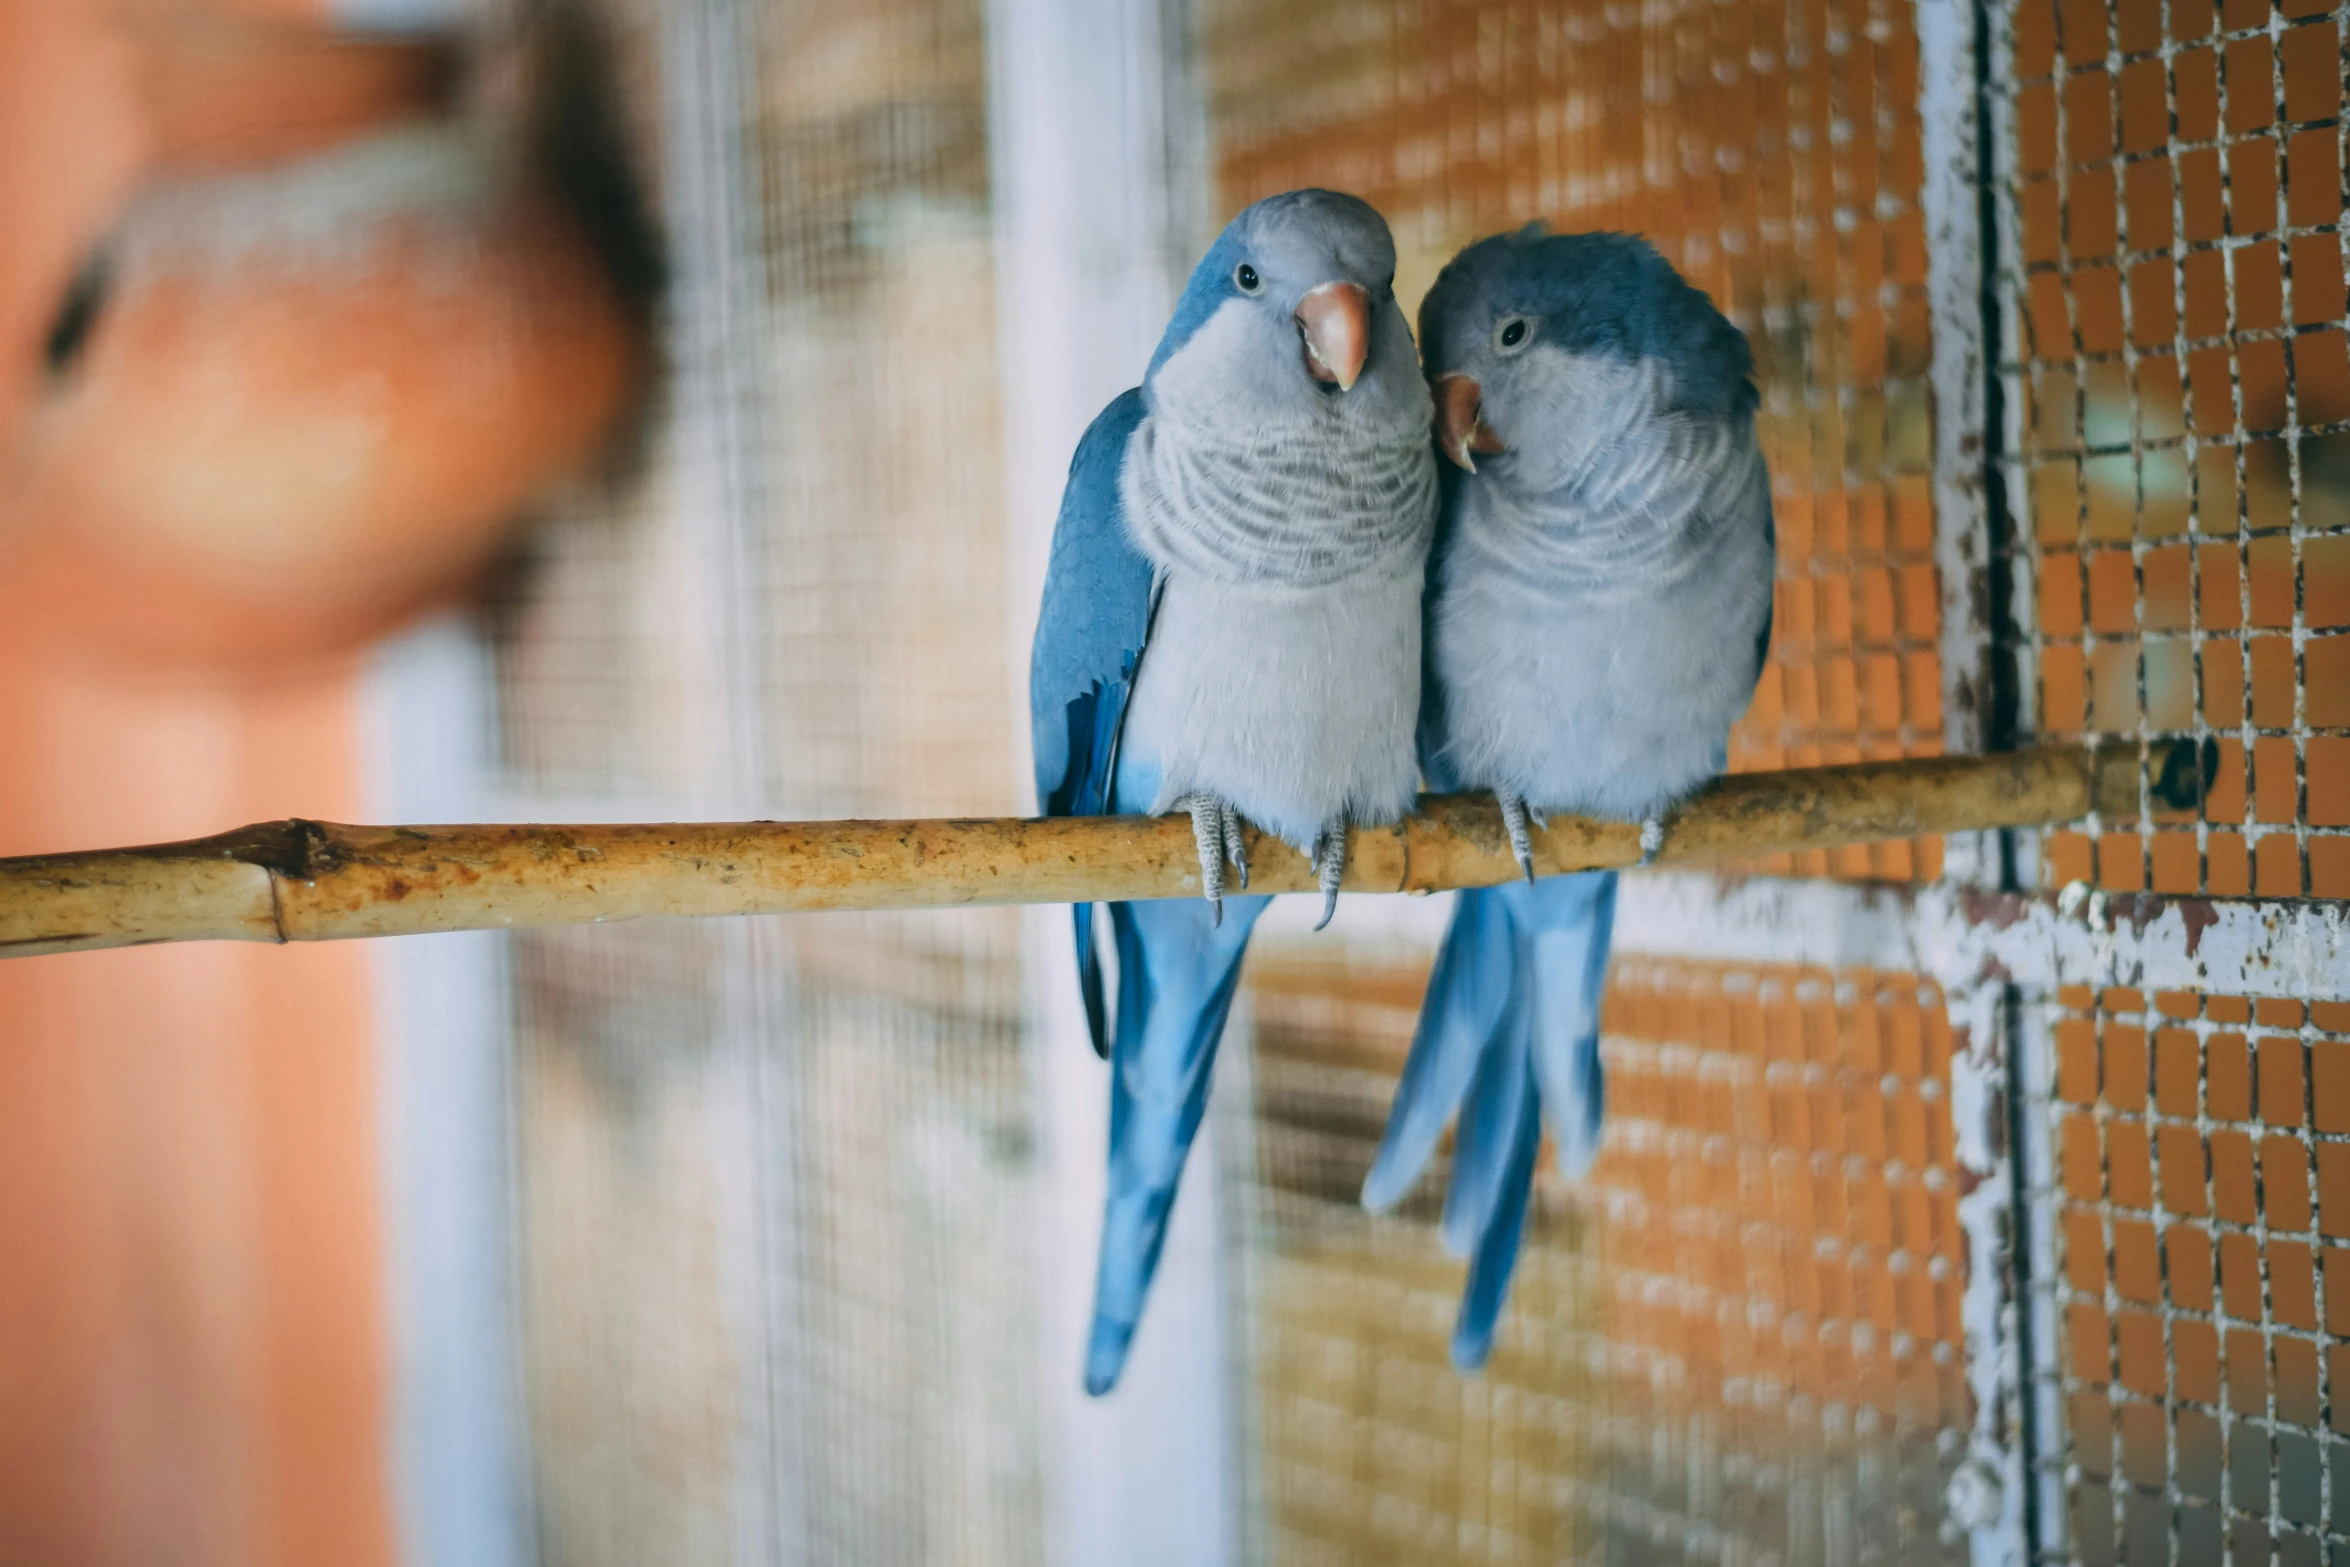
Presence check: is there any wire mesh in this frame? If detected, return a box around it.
[1206,0,1948,882]
[1988,0,2350,900]
[475,0,2349,1560]
[1196,0,1990,1558]
[496,0,1043,1562]
[2016,988,2350,1565]
[1240,943,1973,1564]
[1985,1,2350,1558]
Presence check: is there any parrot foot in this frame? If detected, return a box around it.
[1636,814,1665,868]
[1498,791,1541,882]
[1179,793,1248,923]
[1309,819,1348,931]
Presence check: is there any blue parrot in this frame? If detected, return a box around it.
[1030,190,1439,1394]
[1362,227,1776,1369]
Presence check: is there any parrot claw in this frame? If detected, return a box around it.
[1309,819,1348,931]
[1180,793,1248,917]
[1637,814,1665,868]
[1498,791,1538,882]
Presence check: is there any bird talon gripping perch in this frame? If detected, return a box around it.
[1310,819,1348,930]
[1637,815,1665,868]
[1180,792,1246,922]
[1497,791,1538,882]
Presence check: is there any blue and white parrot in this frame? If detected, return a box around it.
[1362,227,1777,1369]
[1030,190,1438,1394]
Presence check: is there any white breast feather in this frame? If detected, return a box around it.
[1116,307,1439,848]
[1426,356,1776,822]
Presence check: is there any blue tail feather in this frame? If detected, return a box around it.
[1437,990,1533,1258]
[1371,870,1618,1363]
[1084,892,1268,1395]
[1361,886,1514,1213]
[1524,873,1615,1177]
[1451,1046,1542,1371]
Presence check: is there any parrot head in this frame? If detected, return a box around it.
[1418,225,1756,482]
[1145,189,1428,439]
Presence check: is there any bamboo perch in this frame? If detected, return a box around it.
[0,740,2212,960]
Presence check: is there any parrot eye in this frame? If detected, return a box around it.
[1234,263,1262,294]
[1494,316,1533,355]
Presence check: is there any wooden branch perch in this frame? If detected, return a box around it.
[0,741,2212,960]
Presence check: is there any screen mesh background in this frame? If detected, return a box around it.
[474,0,2350,1562]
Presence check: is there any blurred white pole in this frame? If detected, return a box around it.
[986,3,1239,1565]
[363,617,530,1567]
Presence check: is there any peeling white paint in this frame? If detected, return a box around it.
[1936,887,2350,999]
[1614,871,2348,1002]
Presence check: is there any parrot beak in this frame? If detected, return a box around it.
[1434,372,1506,471]
[1294,281,1370,391]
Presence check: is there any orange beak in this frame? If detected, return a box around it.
[1433,372,1506,471]
[1294,281,1370,391]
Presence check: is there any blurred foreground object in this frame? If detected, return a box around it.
[0,742,2211,957]
[0,15,651,666]
[0,8,651,1564]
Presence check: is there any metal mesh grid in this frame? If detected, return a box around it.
[2017,987,2350,1565]
[1988,0,2350,900]
[467,0,2349,1561]
[1238,955,1603,1566]
[495,0,1044,1561]
[1240,943,1974,1565]
[1205,0,1947,882]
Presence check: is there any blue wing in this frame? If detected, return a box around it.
[1362,872,1616,1369]
[1031,387,1156,1057]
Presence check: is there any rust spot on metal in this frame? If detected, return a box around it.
[1957,888,2027,929]
[2178,897,2219,958]
[2104,892,2167,938]
[383,879,412,901]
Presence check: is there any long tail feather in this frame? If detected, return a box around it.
[1084,893,1267,1395]
[1366,870,1619,1362]
[1451,1045,1542,1370]
[1437,999,1533,1258]
[1361,887,1515,1213]
[1525,872,1615,1177]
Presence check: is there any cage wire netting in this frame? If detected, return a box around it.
[1238,942,1972,1564]
[1205,0,1952,888]
[1206,0,1978,1561]
[498,0,1041,1561]
[2018,989,2350,1565]
[1987,0,2350,1560]
[477,0,2349,1561]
